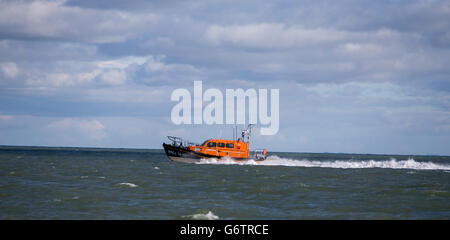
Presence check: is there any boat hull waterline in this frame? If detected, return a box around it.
[162,143,263,164]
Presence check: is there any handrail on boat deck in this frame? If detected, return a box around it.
[166,136,199,147]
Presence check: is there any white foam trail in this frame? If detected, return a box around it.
[196,157,245,165]
[197,155,450,171]
[118,182,138,187]
[191,211,219,220]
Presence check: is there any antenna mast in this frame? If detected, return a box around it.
[241,124,254,142]
[232,125,235,141]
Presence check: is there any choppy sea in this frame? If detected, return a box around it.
[1,146,449,219]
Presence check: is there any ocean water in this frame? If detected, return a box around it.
[0,146,449,220]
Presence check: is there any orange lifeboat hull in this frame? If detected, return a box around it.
[163,130,267,163]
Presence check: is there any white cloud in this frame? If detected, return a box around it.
[302,81,421,102]
[201,22,450,84]
[205,23,359,49]
[204,23,418,53]
[47,118,106,141]
[99,69,127,85]
[146,56,169,73]
[26,70,99,87]
[96,56,148,69]
[0,62,19,78]
[0,0,159,43]
[83,85,169,103]
[339,43,383,54]
[20,56,153,88]
[5,54,204,89]
[144,56,203,76]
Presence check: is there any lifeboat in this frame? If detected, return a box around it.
[162,125,267,163]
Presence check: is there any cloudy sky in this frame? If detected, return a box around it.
[1,0,450,155]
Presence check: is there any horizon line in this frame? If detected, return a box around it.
[0,144,448,157]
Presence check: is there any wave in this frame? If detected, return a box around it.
[196,155,450,171]
[189,211,219,220]
[117,182,139,188]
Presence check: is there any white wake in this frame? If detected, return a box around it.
[196,155,450,171]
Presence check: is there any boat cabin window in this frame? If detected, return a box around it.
[226,143,234,148]
[207,142,216,147]
[217,142,225,148]
[201,140,208,146]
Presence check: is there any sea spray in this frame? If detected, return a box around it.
[197,155,450,171]
[191,211,219,220]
